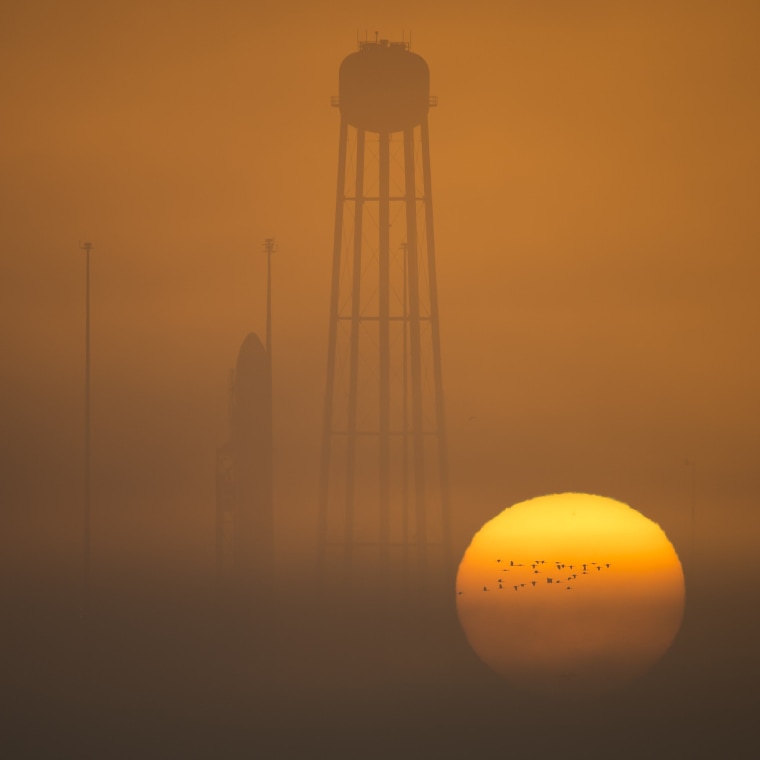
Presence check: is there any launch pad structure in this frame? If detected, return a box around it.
[318,39,452,598]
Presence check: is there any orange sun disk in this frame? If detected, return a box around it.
[455,493,685,697]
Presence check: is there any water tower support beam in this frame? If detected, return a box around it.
[421,116,452,569]
[379,130,391,578]
[404,126,427,582]
[318,116,349,573]
[344,127,366,580]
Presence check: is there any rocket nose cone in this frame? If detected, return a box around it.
[236,333,268,376]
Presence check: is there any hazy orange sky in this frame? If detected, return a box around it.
[2,0,758,598]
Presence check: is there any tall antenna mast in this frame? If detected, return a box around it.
[688,459,696,565]
[263,237,276,455]
[79,240,93,609]
[263,237,276,363]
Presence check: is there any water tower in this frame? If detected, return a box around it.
[318,39,451,598]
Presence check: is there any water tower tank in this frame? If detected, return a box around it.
[339,40,430,133]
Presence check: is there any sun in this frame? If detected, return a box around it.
[455,493,685,697]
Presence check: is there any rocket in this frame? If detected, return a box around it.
[216,242,275,602]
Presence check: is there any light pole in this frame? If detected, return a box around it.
[263,237,276,367]
[80,241,93,609]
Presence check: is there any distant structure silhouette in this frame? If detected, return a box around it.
[686,458,696,566]
[317,39,451,597]
[79,240,93,611]
[216,239,275,602]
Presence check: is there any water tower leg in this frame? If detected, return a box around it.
[379,130,391,583]
[421,116,452,573]
[318,117,348,578]
[344,127,366,584]
[404,126,427,588]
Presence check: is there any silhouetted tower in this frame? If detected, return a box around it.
[318,39,451,596]
[216,239,275,602]
[79,240,93,610]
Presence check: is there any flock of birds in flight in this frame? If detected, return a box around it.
[458,559,613,595]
